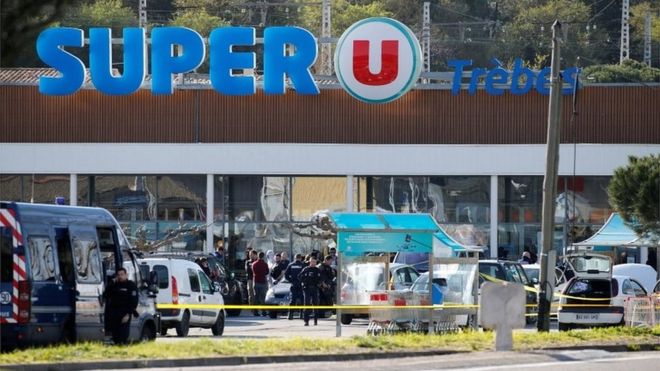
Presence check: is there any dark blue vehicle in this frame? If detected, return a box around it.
[0,202,159,350]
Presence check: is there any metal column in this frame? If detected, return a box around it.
[620,0,630,63]
[139,0,147,28]
[421,2,431,84]
[206,174,214,254]
[490,175,498,259]
[70,174,78,206]
[644,12,652,66]
[320,0,333,75]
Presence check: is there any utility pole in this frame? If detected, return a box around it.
[644,12,652,66]
[538,20,563,332]
[620,0,630,63]
[139,0,147,28]
[319,0,332,75]
[421,2,431,84]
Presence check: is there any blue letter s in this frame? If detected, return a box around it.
[36,28,85,95]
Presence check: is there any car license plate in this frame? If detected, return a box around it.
[576,313,599,321]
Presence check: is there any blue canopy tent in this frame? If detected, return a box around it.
[572,213,657,248]
[571,213,658,265]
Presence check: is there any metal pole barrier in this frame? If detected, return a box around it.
[428,254,434,334]
[538,20,563,332]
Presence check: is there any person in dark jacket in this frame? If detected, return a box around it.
[245,248,256,315]
[298,256,321,326]
[102,267,138,345]
[284,254,305,320]
[318,255,336,318]
[252,251,270,316]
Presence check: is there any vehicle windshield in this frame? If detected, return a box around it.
[500,263,526,284]
[569,255,611,274]
[394,253,427,270]
[523,267,539,282]
[411,274,447,292]
[345,263,386,291]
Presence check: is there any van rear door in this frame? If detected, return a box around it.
[0,227,14,323]
[69,225,105,341]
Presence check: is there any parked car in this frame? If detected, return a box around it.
[612,263,657,294]
[410,265,478,327]
[478,260,538,324]
[340,263,420,325]
[557,253,648,331]
[522,263,566,310]
[139,257,225,337]
[144,252,245,317]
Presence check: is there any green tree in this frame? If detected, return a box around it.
[498,0,590,66]
[300,0,391,37]
[608,155,660,241]
[63,0,138,31]
[582,59,660,83]
[171,9,229,36]
[630,2,660,64]
[1,0,78,67]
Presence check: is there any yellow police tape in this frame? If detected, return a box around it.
[154,272,613,313]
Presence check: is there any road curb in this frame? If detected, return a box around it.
[2,349,467,371]
[4,343,659,370]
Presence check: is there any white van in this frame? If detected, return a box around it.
[139,257,225,337]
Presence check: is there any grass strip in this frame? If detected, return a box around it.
[1,326,658,365]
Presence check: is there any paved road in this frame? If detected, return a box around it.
[158,313,369,340]
[157,313,556,341]
[96,350,660,371]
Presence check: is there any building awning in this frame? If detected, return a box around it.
[330,212,439,232]
[572,213,657,247]
[330,212,480,256]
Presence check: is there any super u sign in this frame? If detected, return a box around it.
[334,18,422,104]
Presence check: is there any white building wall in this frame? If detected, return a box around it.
[1,143,658,176]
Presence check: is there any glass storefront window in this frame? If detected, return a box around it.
[292,177,346,221]
[0,174,70,204]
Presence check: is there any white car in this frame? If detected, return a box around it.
[139,257,225,337]
[612,263,657,293]
[557,253,648,331]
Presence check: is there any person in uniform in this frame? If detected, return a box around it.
[102,267,138,345]
[298,256,321,326]
[284,254,305,320]
[318,255,336,319]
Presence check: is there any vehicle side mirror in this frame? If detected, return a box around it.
[531,278,539,285]
[213,282,221,293]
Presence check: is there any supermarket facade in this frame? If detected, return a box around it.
[1,68,659,270]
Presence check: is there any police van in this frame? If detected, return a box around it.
[0,202,159,349]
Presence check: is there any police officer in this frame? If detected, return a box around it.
[102,267,138,345]
[298,256,321,326]
[284,254,305,320]
[318,255,336,318]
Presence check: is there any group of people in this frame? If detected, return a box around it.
[245,247,337,326]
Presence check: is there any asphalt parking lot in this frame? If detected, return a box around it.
[157,313,556,341]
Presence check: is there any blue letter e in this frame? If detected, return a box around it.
[36,28,85,95]
[151,27,205,95]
